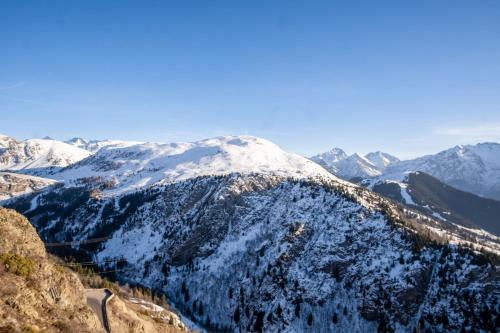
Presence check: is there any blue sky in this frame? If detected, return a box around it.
[1,1,499,158]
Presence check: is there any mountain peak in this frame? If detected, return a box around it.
[56,135,339,194]
[65,137,143,153]
[311,148,385,180]
[66,137,88,144]
[384,142,500,200]
[334,153,381,179]
[0,137,91,172]
[0,134,19,148]
[310,147,348,165]
[365,151,399,170]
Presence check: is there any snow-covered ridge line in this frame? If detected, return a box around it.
[0,135,91,171]
[312,142,500,201]
[310,149,399,179]
[65,137,144,153]
[335,180,500,256]
[52,135,346,195]
[382,142,500,200]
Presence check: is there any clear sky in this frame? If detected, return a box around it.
[1,1,499,159]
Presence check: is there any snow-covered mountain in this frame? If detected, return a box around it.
[4,135,499,333]
[311,149,385,180]
[383,143,500,201]
[334,153,382,179]
[65,137,143,153]
[366,171,500,236]
[0,133,19,148]
[314,142,500,201]
[55,135,338,194]
[309,147,347,174]
[0,171,57,200]
[365,151,399,171]
[0,134,91,173]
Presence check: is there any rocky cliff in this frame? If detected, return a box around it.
[0,207,103,333]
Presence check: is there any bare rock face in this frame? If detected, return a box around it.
[0,172,56,201]
[107,296,187,333]
[0,136,91,173]
[0,207,103,333]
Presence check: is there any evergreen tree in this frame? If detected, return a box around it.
[267,312,274,324]
[199,302,204,316]
[307,313,313,326]
[294,302,301,318]
[192,301,198,314]
[233,307,240,324]
[253,311,265,333]
[276,304,283,318]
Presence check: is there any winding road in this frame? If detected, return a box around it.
[85,288,114,333]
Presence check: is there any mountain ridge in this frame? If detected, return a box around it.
[368,171,500,236]
[6,172,499,332]
[0,135,91,173]
[2,133,500,332]
[65,137,144,153]
[312,142,500,201]
[52,135,343,195]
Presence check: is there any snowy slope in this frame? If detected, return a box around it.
[317,142,500,200]
[384,143,500,200]
[8,173,500,333]
[334,153,382,179]
[368,171,500,236]
[365,151,399,171]
[0,133,18,148]
[310,148,399,180]
[55,135,341,194]
[65,137,143,153]
[0,135,91,172]
[309,147,347,174]
[311,149,382,180]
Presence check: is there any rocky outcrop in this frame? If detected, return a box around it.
[0,207,190,333]
[0,207,103,333]
[107,296,187,333]
[0,135,91,174]
[0,172,56,200]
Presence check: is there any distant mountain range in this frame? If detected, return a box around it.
[0,134,91,172]
[311,143,500,237]
[311,142,500,201]
[0,134,142,176]
[311,149,399,179]
[3,133,498,203]
[65,137,143,153]
[384,143,500,201]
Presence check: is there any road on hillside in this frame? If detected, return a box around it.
[85,288,114,333]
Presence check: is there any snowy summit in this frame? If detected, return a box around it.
[56,135,339,193]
